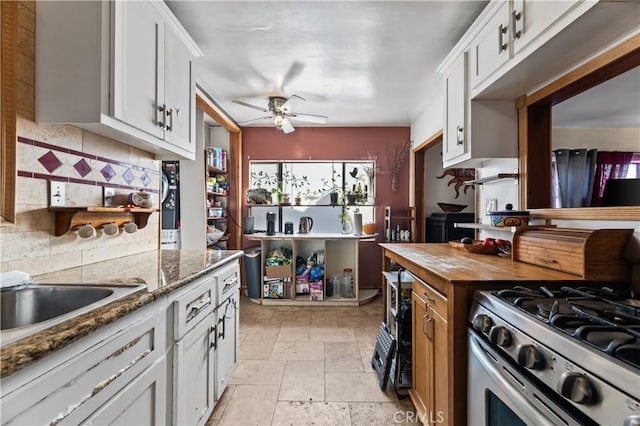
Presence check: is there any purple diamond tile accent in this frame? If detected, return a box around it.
[101,164,117,182]
[122,168,135,185]
[140,172,151,187]
[73,158,92,177]
[37,151,62,173]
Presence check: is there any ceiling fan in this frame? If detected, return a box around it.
[233,95,328,134]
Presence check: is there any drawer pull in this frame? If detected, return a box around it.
[535,256,558,264]
[423,292,435,303]
[187,296,211,323]
[223,277,238,292]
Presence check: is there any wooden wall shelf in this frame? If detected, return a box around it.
[49,206,158,236]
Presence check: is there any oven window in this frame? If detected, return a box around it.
[487,390,527,426]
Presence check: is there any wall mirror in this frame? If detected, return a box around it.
[551,66,639,208]
[518,36,640,219]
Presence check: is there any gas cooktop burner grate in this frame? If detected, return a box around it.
[494,285,640,369]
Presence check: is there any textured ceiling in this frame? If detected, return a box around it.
[166,1,488,128]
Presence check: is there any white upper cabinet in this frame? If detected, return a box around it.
[36,1,202,160]
[441,50,517,169]
[511,0,583,56]
[163,24,195,151]
[469,1,511,91]
[113,1,165,140]
[443,53,468,165]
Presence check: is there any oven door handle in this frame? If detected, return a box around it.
[469,333,570,426]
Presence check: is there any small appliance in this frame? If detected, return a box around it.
[284,222,294,234]
[266,212,277,235]
[299,216,313,234]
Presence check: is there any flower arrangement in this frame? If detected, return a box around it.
[386,140,411,192]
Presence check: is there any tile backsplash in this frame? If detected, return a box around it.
[0,117,161,275]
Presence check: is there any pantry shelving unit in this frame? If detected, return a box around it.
[384,206,416,243]
[205,148,231,249]
[245,233,378,307]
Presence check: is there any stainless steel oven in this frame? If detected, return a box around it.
[468,286,640,426]
[468,330,588,426]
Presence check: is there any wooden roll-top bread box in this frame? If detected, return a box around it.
[512,226,633,281]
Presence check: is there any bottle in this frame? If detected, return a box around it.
[342,268,354,298]
[333,274,342,299]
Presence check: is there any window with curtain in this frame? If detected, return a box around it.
[591,151,634,206]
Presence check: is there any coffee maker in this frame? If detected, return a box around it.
[266,212,277,235]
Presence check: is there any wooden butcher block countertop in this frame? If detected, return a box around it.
[380,243,587,291]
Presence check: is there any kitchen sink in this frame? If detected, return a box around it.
[0,283,147,345]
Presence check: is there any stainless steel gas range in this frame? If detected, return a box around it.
[468,285,640,426]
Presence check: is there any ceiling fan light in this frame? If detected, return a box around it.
[274,113,284,128]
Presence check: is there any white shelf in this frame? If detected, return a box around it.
[464,172,519,185]
[453,223,518,233]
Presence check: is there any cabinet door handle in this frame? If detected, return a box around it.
[535,256,558,264]
[512,10,522,39]
[166,107,173,132]
[456,125,464,145]
[423,291,435,303]
[423,313,433,340]
[158,104,167,128]
[210,325,217,349]
[498,24,508,53]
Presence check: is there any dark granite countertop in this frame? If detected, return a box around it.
[0,249,242,377]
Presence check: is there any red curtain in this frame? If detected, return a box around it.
[590,151,634,206]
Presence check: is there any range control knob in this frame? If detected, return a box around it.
[488,326,511,347]
[517,345,544,369]
[472,314,493,333]
[558,372,595,404]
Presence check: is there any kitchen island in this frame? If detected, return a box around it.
[0,249,242,425]
[246,232,378,306]
[380,243,612,426]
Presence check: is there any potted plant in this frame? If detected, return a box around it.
[339,205,352,234]
[345,182,367,205]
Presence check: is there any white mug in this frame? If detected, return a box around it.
[123,222,138,234]
[77,223,96,239]
[103,222,119,236]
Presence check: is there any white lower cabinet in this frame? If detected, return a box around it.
[0,260,241,426]
[84,357,167,425]
[169,259,241,425]
[215,291,240,400]
[0,303,166,425]
[173,315,216,426]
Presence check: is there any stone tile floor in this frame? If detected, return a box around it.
[206,294,417,425]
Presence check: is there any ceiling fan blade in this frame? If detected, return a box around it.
[289,112,328,124]
[238,116,271,125]
[280,61,305,91]
[232,100,269,113]
[281,94,305,112]
[280,117,295,134]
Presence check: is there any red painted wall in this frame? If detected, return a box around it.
[242,126,411,289]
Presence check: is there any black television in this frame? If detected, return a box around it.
[600,178,640,206]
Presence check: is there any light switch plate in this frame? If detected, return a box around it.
[49,181,66,207]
